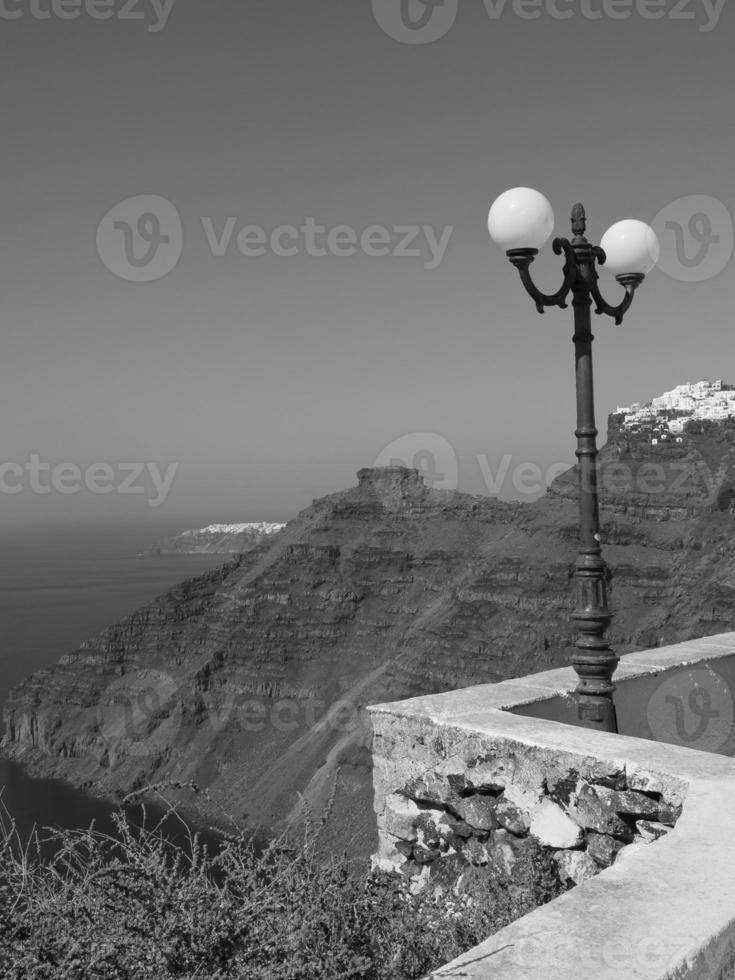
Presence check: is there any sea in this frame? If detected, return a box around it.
[0,524,231,859]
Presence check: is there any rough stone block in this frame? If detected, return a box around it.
[413,845,436,865]
[454,795,499,831]
[571,784,634,839]
[530,800,584,849]
[446,773,475,797]
[587,832,625,868]
[495,798,529,836]
[601,787,660,819]
[438,813,474,842]
[553,849,599,885]
[657,801,683,826]
[382,794,420,840]
[418,811,473,850]
[626,765,686,807]
[464,758,508,793]
[508,755,550,798]
[636,819,671,842]
[415,811,442,846]
[503,780,544,815]
[546,770,579,807]
[587,763,628,790]
[403,771,456,807]
[408,865,431,895]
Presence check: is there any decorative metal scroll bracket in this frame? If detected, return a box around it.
[592,265,645,326]
[506,240,576,314]
[506,215,646,327]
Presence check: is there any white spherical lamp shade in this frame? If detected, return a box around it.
[600,220,660,276]
[487,187,555,251]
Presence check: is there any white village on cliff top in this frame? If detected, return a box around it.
[615,379,735,444]
[181,522,286,537]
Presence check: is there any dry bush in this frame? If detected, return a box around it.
[0,786,566,979]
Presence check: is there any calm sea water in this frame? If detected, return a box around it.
[0,525,229,854]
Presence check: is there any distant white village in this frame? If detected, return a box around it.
[183,522,286,537]
[615,380,735,445]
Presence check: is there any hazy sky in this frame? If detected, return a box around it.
[1,0,733,530]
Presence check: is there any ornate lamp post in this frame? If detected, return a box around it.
[488,188,659,733]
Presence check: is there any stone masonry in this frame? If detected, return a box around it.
[370,708,686,897]
[377,761,680,894]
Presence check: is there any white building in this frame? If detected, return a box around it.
[618,380,735,444]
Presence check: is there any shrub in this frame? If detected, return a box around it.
[0,789,567,979]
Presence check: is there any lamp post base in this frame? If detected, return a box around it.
[574,692,618,733]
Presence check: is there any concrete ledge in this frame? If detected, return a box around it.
[368,633,735,980]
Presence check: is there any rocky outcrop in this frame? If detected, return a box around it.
[2,416,735,855]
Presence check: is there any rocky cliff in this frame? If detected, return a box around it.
[3,418,735,856]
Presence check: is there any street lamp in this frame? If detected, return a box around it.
[488,187,659,733]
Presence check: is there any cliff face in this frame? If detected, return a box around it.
[3,420,735,855]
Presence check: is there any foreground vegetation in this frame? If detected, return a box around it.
[0,785,566,979]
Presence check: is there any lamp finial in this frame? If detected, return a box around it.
[571,203,587,243]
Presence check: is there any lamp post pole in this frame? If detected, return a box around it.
[568,205,617,732]
[490,192,658,733]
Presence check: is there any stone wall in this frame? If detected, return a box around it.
[368,634,735,979]
[372,710,683,896]
[382,765,680,892]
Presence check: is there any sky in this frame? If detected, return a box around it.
[0,0,733,532]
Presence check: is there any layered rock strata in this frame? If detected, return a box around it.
[3,411,735,853]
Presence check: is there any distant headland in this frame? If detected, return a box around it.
[145,521,286,556]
